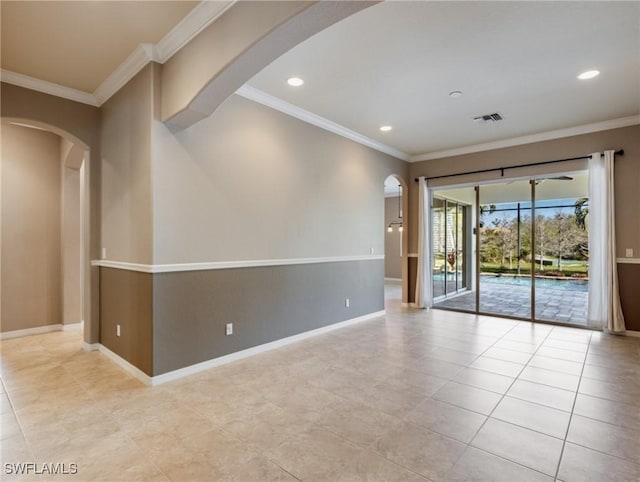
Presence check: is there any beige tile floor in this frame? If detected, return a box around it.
[1,289,640,481]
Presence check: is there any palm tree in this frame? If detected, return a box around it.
[574,197,589,262]
[574,198,588,230]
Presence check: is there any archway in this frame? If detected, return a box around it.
[1,118,94,346]
[384,174,409,305]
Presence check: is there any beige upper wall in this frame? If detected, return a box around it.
[0,82,100,343]
[152,93,407,264]
[408,125,640,257]
[100,64,154,264]
[1,123,61,332]
[0,82,101,343]
[0,83,99,149]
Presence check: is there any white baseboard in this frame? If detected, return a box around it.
[94,310,386,386]
[62,321,83,331]
[98,344,152,384]
[151,310,385,385]
[1,321,84,340]
[1,324,62,340]
[83,342,100,351]
[384,277,402,282]
[625,330,640,338]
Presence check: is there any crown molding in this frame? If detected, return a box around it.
[410,115,640,162]
[2,1,237,107]
[94,1,235,104]
[155,1,235,62]
[236,85,409,161]
[93,44,156,105]
[1,69,98,106]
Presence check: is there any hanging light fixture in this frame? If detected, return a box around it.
[387,184,403,233]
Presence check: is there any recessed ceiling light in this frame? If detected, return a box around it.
[449,91,463,98]
[380,125,392,132]
[577,70,600,80]
[287,77,304,87]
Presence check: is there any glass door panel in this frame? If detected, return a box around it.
[533,174,589,325]
[432,197,446,298]
[478,180,532,319]
[446,201,457,295]
[432,187,474,311]
[457,203,466,291]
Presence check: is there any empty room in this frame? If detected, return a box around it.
[1,1,639,481]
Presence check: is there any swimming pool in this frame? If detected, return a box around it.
[480,274,588,292]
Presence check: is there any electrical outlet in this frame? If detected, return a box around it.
[345,298,350,308]
[116,324,121,337]
[626,248,634,257]
[225,323,233,336]
[370,247,375,254]
[101,248,107,259]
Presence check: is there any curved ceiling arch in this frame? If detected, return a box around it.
[161,1,375,129]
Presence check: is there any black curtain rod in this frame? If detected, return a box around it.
[414,149,624,182]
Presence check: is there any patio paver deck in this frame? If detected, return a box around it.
[434,281,588,325]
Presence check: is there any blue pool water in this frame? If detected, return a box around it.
[480,274,588,292]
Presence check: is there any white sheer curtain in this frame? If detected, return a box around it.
[414,177,433,308]
[587,150,625,332]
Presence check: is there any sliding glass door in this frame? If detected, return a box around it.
[431,172,589,326]
[533,176,589,325]
[432,189,473,310]
[432,197,446,299]
[478,180,532,320]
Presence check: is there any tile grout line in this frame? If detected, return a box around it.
[466,322,553,431]
[58,337,175,482]
[463,323,559,475]
[3,382,38,463]
[553,330,592,481]
[424,320,555,478]
[341,315,521,479]
[3,308,636,481]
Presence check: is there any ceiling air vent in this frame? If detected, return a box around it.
[473,112,504,123]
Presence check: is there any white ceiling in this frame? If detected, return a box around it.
[2,1,638,159]
[248,1,640,159]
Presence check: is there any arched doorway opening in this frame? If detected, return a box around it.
[1,118,92,345]
[384,174,409,305]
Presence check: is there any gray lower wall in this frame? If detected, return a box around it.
[100,268,153,375]
[152,259,384,376]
